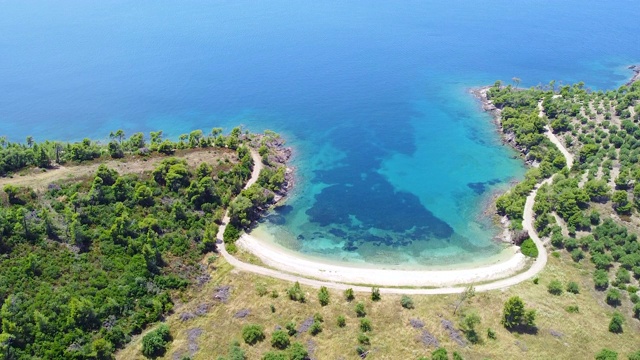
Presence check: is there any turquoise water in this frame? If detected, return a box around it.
[1,1,639,266]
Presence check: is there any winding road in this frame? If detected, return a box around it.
[215,110,573,294]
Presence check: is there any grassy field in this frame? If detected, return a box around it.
[117,244,639,360]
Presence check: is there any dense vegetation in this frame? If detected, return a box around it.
[0,128,288,359]
[488,79,640,340]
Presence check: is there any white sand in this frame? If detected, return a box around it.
[237,233,528,287]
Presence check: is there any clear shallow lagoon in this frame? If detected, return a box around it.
[1,1,639,267]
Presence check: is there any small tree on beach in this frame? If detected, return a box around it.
[318,286,330,306]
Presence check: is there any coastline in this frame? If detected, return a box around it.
[238,230,527,287]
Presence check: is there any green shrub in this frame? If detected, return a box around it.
[288,342,309,360]
[344,288,355,301]
[318,286,330,306]
[566,281,580,294]
[256,282,268,296]
[628,350,640,360]
[520,238,538,257]
[401,295,414,309]
[371,287,381,301]
[355,302,366,317]
[501,296,536,330]
[337,315,346,327]
[593,269,609,290]
[608,312,624,333]
[262,352,287,360]
[548,280,564,295]
[570,248,584,262]
[431,348,448,360]
[487,328,496,340]
[242,324,265,345]
[285,321,297,336]
[633,303,640,319]
[359,318,372,332]
[141,324,172,358]
[309,321,322,336]
[606,288,622,307]
[287,282,305,303]
[595,348,618,360]
[533,277,539,285]
[357,333,370,345]
[270,330,290,350]
[565,305,579,313]
[453,352,464,360]
[313,313,324,323]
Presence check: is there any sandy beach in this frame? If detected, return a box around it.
[237,232,528,287]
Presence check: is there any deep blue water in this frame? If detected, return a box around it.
[1,1,639,266]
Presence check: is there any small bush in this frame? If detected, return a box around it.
[141,324,172,358]
[356,346,369,356]
[533,277,539,285]
[608,311,624,333]
[629,351,640,360]
[359,318,372,332]
[632,303,640,319]
[371,287,381,301]
[355,302,366,317]
[256,282,268,296]
[337,315,346,327]
[565,305,579,313]
[431,348,449,360]
[313,313,324,323]
[595,348,619,360]
[271,290,279,298]
[401,295,414,309]
[309,321,322,336]
[566,281,580,294]
[548,280,564,295]
[630,293,640,304]
[487,328,496,340]
[242,324,265,345]
[520,238,538,257]
[593,269,609,290]
[270,330,290,350]
[357,333,370,345]
[288,342,309,360]
[285,321,297,336]
[605,288,622,307]
[570,248,584,262]
[287,282,305,303]
[262,351,287,360]
[453,352,464,360]
[318,286,330,306]
[344,288,355,301]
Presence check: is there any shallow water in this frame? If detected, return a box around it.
[1,1,639,266]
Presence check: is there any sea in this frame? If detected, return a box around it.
[1,0,639,268]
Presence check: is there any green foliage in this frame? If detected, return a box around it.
[309,321,322,336]
[431,348,449,360]
[595,348,619,360]
[344,288,355,301]
[359,318,372,332]
[242,324,265,345]
[270,330,290,349]
[262,352,287,360]
[337,315,346,327]
[566,305,580,313]
[357,333,370,345]
[318,286,330,306]
[520,238,538,257]
[608,312,624,333]
[287,282,305,303]
[487,328,497,340]
[288,342,309,360]
[632,303,640,319]
[594,269,610,290]
[501,296,536,331]
[548,280,564,295]
[460,311,482,344]
[628,351,640,360]
[141,324,172,359]
[566,281,580,294]
[371,287,381,301]
[606,288,622,307]
[313,312,324,323]
[401,295,415,309]
[285,321,297,336]
[355,302,366,317]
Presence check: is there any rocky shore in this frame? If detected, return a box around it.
[626,64,640,86]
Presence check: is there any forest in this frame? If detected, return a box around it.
[0,128,288,359]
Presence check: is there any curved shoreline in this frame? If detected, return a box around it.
[213,141,561,293]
